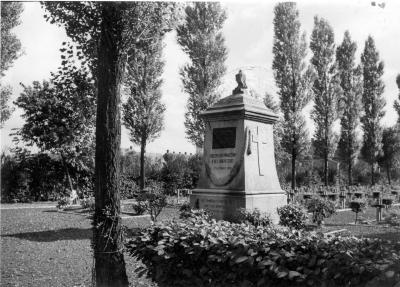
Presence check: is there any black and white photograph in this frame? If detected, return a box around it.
[1,1,400,286]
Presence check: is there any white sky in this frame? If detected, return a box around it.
[1,1,399,154]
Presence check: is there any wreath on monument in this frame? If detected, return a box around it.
[204,127,250,187]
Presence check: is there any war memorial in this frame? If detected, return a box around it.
[190,71,287,222]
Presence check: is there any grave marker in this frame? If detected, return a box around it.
[190,71,286,222]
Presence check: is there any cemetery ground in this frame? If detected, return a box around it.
[1,200,400,287]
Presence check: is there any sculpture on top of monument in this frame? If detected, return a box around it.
[233,69,247,94]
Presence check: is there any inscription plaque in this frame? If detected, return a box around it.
[212,127,236,149]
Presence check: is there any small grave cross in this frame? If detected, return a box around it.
[252,126,267,176]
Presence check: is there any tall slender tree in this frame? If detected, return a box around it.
[43,3,179,286]
[272,2,314,190]
[1,1,24,127]
[379,126,400,185]
[360,35,385,185]
[177,2,227,149]
[122,39,166,190]
[394,74,400,122]
[309,16,341,186]
[336,31,363,185]
[264,92,288,167]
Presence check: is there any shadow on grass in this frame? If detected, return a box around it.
[2,228,92,242]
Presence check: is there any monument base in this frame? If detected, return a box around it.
[190,189,287,224]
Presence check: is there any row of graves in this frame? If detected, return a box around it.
[286,184,400,208]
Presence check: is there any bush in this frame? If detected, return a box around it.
[127,218,400,287]
[57,197,69,209]
[131,201,147,215]
[179,206,210,221]
[350,200,366,224]
[277,204,308,230]
[119,174,140,200]
[237,208,271,227]
[137,182,167,221]
[382,197,394,207]
[80,196,95,211]
[384,208,400,226]
[306,198,336,226]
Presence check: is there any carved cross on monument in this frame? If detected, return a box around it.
[252,126,267,176]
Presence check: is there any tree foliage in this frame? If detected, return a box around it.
[14,57,96,192]
[310,16,341,185]
[336,31,363,185]
[1,1,24,127]
[177,2,227,148]
[1,85,14,128]
[272,2,314,189]
[360,36,385,185]
[122,38,166,189]
[394,74,400,122]
[264,92,288,167]
[1,1,24,75]
[379,125,400,185]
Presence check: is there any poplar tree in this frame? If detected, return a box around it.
[1,1,24,127]
[310,16,341,186]
[177,2,227,149]
[272,2,314,189]
[360,36,385,185]
[394,74,400,122]
[122,39,166,190]
[264,92,288,167]
[379,126,400,185]
[336,31,363,185]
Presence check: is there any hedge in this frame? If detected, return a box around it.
[126,217,400,287]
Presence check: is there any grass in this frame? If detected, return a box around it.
[0,205,179,287]
[1,203,399,287]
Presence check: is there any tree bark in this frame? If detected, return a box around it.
[291,148,296,190]
[386,163,391,185]
[324,152,328,186]
[61,153,74,193]
[139,136,146,190]
[371,163,375,186]
[348,158,352,186]
[93,3,129,287]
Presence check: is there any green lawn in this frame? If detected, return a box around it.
[1,204,399,287]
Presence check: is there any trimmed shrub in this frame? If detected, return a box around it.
[277,204,308,230]
[306,198,336,226]
[56,197,69,209]
[137,182,167,221]
[384,208,400,226]
[80,196,95,211]
[126,218,400,287]
[237,208,272,227]
[350,200,366,224]
[131,201,147,215]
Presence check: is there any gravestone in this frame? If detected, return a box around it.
[190,71,286,222]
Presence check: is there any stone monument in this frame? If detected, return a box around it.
[190,70,286,223]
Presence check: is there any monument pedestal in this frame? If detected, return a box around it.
[190,190,287,222]
[190,73,286,223]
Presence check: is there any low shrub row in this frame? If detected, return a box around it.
[126,216,400,287]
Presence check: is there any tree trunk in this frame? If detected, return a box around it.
[386,164,391,185]
[140,137,146,190]
[324,152,328,186]
[93,3,129,287]
[291,148,296,190]
[61,153,74,193]
[371,163,375,186]
[348,158,352,186]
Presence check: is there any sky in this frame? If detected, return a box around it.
[1,0,400,155]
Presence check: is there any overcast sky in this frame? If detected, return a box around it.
[2,0,399,154]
